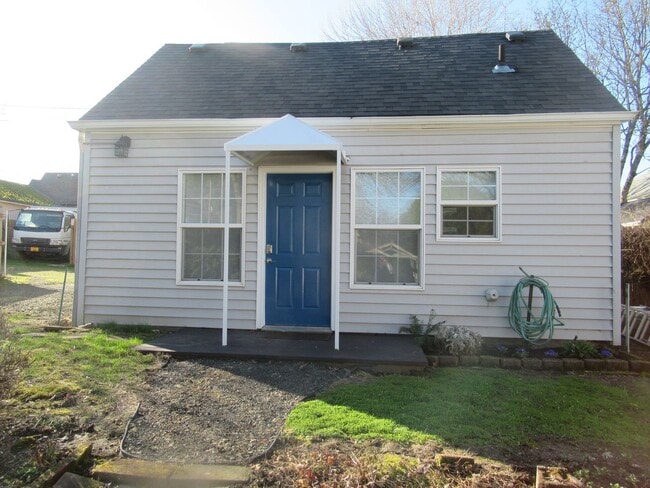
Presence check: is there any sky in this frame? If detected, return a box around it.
[1,0,539,185]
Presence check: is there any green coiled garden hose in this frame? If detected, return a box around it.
[508,268,564,344]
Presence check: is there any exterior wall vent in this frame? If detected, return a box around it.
[397,37,414,49]
[492,44,517,74]
[506,31,526,42]
[189,44,207,52]
[290,43,307,52]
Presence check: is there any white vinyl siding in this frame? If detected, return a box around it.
[351,168,424,288]
[76,121,619,343]
[177,171,244,284]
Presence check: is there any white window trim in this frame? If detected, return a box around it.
[350,167,425,291]
[436,166,502,243]
[176,168,246,287]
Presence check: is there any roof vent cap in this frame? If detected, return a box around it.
[506,31,526,42]
[492,44,517,74]
[290,43,307,52]
[189,43,207,52]
[397,37,414,49]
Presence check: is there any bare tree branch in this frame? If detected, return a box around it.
[326,0,506,41]
[534,0,650,203]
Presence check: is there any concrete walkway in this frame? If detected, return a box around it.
[136,329,428,371]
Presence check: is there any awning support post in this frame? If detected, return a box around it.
[222,151,231,346]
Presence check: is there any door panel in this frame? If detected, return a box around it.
[266,173,332,326]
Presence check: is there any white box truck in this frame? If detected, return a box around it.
[11,207,76,259]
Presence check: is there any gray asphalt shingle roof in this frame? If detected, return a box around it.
[81,30,623,121]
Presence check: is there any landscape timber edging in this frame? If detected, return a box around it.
[426,355,650,373]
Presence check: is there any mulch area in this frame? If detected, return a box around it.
[121,359,364,464]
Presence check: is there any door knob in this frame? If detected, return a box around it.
[266,258,273,263]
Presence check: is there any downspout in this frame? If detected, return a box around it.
[612,124,622,346]
[223,151,231,346]
[73,131,91,326]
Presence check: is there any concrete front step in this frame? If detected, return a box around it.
[94,458,250,487]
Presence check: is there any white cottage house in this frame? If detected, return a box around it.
[70,31,630,348]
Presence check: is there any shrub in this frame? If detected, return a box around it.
[400,310,446,353]
[438,325,483,356]
[400,311,482,356]
[622,224,650,284]
[0,311,29,399]
[561,337,598,359]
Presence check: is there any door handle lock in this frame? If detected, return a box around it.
[266,244,273,254]
[266,258,273,264]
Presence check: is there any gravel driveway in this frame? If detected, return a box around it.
[122,358,361,464]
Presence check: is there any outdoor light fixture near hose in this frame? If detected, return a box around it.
[508,267,564,344]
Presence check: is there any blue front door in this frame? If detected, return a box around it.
[265,173,332,326]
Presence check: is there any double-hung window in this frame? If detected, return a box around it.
[352,168,424,287]
[178,170,244,283]
[437,167,500,240]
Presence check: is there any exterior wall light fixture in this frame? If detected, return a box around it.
[114,136,131,158]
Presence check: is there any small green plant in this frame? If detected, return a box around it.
[400,309,446,353]
[513,346,529,359]
[562,337,598,359]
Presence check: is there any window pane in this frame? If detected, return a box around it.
[203,174,223,199]
[443,206,467,220]
[184,174,201,198]
[469,171,496,186]
[399,172,421,198]
[468,221,495,236]
[441,172,468,186]
[376,197,398,224]
[443,220,467,236]
[183,198,201,223]
[441,186,467,200]
[230,173,243,198]
[228,228,242,281]
[355,198,376,225]
[182,228,242,281]
[468,185,496,200]
[229,198,242,224]
[355,172,376,198]
[355,229,419,285]
[203,198,223,223]
[377,172,398,197]
[469,206,495,220]
[399,197,420,224]
[356,256,376,283]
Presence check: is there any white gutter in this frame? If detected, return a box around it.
[69,111,633,132]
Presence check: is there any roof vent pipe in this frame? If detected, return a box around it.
[492,44,517,74]
[397,37,414,49]
[290,43,307,52]
[506,31,526,42]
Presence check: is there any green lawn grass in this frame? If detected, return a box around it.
[12,326,157,403]
[2,258,74,286]
[287,368,650,453]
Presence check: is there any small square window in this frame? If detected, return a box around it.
[438,168,500,240]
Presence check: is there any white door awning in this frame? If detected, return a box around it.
[221,114,343,350]
[224,114,342,165]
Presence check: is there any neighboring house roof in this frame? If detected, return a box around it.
[29,173,78,207]
[81,30,623,121]
[0,179,53,206]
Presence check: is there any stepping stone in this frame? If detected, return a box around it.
[94,458,250,487]
[53,472,104,487]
